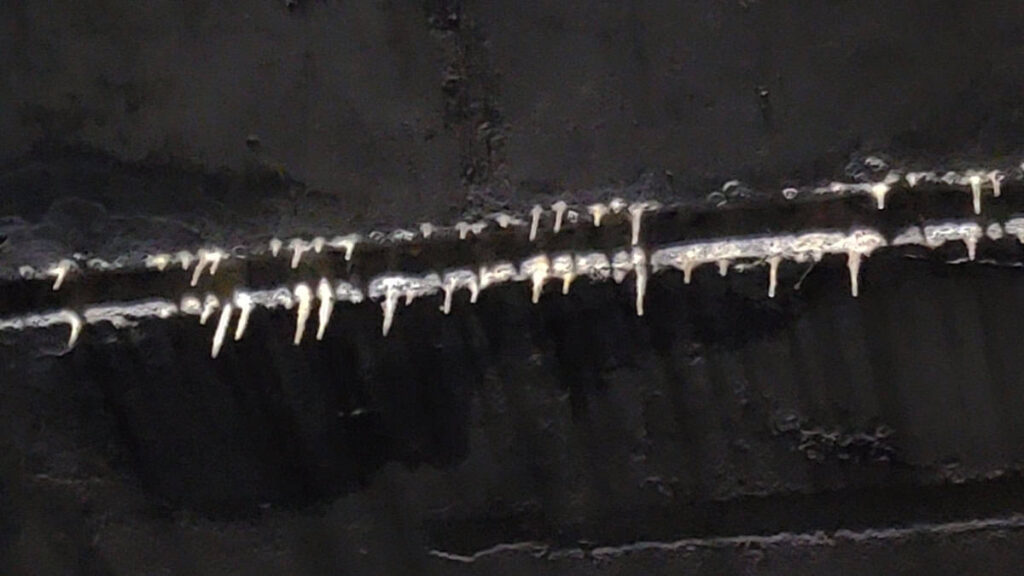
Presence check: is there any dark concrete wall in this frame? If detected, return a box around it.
[3,2,1024,575]
[3,1,1022,234]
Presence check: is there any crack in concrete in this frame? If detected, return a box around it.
[428,514,1024,563]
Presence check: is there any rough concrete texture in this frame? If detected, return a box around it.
[481,1,1024,191]
[6,254,1024,573]
[3,1,1024,574]
[2,1,1022,239]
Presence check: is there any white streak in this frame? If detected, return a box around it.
[551,201,568,233]
[969,174,983,214]
[904,170,1002,214]
[233,292,254,341]
[520,255,550,303]
[189,253,206,284]
[767,256,781,298]
[651,228,886,296]
[845,228,887,296]
[0,310,87,348]
[175,251,194,271]
[680,257,695,284]
[717,260,730,277]
[455,221,486,240]
[441,270,480,314]
[191,248,225,286]
[269,238,283,257]
[814,172,900,207]
[84,300,178,328]
[441,284,454,315]
[211,303,233,358]
[209,251,224,276]
[316,278,335,340]
[48,259,76,291]
[0,309,84,349]
[289,238,311,269]
[368,274,441,336]
[632,248,648,316]
[293,283,312,345]
[923,222,983,261]
[587,203,609,227]
[327,234,360,261]
[628,204,643,246]
[407,274,442,305]
[847,252,862,297]
[419,223,435,239]
[63,310,83,348]
[628,202,659,246]
[609,198,627,214]
[529,205,543,242]
[381,291,398,336]
[990,171,1003,198]
[869,183,890,210]
[199,294,219,325]
[551,254,575,294]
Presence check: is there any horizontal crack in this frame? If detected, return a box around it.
[429,514,1024,563]
[3,161,1023,282]
[3,216,1024,355]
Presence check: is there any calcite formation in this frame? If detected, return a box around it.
[2,160,1023,359]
